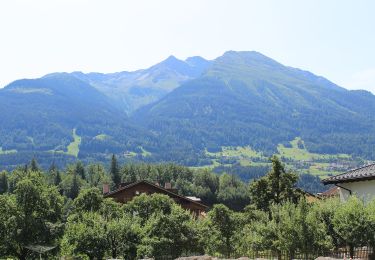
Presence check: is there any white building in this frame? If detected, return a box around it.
[322,163,375,202]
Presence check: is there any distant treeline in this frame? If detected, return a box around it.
[0,153,326,195]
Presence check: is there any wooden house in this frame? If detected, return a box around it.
[103,180,208,216]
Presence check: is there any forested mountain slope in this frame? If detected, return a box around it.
[134,51,375,159]
[0,74,148,167]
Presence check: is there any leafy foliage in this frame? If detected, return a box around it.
[2,159,375,259]
[205,204,239,257]
[249,156,301,211]
[62,212,108,260]
[0,171,64,259]
[138,204,197,259]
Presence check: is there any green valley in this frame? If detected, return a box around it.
[203,137,367,179]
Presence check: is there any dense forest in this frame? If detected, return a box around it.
[1,156,374,259]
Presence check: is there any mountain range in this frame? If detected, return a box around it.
[1,51,375,176]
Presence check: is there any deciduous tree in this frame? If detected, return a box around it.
[205,204,238,257]
[61,212,107,260]
[138,204,197,259]
[249,156,300,212]
[332,196,369,258]
[73,187,103,213]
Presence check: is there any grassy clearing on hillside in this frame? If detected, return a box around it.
[123,147,152,158]
[276,137,355,177]
[201,146,268,169]
[140,147,152,157]
[308,163,340,179]
[239,159,252,166]
[53,129,81,157]
[206,146,264,158]
[277,137,351,161]
[124,151,137,158]
[0,147,17,155]
[66,129,81,157]
[94,134,110,141]
[199,138,359,178]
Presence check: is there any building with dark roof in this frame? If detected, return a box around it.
[322,163,375,201]
[103,180,208,216]
[318,186,340,198]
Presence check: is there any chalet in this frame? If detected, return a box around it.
[322,163,375,202]
[103,180,208,216]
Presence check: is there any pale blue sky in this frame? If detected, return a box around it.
[1,0,375,92]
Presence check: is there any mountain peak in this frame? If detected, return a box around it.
[165,55,178,61]
[158,55,184,67]
[222,50,266,58]
[185,56,210,66]
[219,50,282,68]
[151,55,210,78]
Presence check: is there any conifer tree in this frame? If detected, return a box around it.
[75,161,86,180]
[0,171,8,194]
[54,170,62,186]
[70,173,80,199]
[110,154,121,188]
[30,157,39,171]
[48,162,62,188]
[49,161,57,173]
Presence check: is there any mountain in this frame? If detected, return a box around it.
[71,55,211,113]
[0,73,147,167]
[134,51,375,159]
[1,51,375,175]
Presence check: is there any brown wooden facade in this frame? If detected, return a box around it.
[104,180,208,216]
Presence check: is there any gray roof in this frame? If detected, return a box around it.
[322,163,375,184]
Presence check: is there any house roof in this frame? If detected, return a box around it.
[295,188,319,198]
[319,186,340,197]
[322,163,375,185]
[295,188,320,202]
[104,180,208,209]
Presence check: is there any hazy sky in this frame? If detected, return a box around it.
[1,0,375,92]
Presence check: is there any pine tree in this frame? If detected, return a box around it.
[48,162,62,187]
[110,154,121,188]
[0,171,8,194]
[75,161,86,180]
[30,157,39,171]
[70,173,80,199]
[54,170,62,186]
[49,161,57,173]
